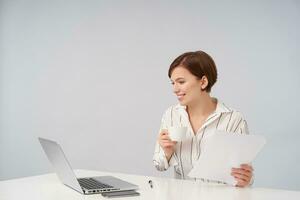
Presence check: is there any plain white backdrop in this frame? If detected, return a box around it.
[1,0,300,190]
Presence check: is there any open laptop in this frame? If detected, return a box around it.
[38,137,138,195]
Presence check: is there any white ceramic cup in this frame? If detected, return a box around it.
[168,127,188,142]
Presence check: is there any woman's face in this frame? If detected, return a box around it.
[170,66,206,106]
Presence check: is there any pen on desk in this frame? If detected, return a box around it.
[148,180,153,188]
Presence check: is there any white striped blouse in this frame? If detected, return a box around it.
[153,98,249,183]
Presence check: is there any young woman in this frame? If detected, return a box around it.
[153,50,253,187]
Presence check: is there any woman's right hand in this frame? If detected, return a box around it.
[158,129,177,161]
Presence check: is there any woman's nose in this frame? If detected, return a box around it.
[173,84,179,93]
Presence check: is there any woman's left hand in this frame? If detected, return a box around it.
[231,164,253,187]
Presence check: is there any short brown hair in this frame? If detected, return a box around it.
[168,50,218,93]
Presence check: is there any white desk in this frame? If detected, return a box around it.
[1,169,299,200]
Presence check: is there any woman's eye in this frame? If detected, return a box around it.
[179,81,185,84]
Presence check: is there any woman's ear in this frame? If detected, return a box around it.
[200,76,209,90]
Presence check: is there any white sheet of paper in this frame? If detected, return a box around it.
[188,131,266,185]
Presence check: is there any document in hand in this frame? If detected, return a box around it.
[188,131,266,185]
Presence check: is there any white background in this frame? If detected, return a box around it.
[1,0,299,190]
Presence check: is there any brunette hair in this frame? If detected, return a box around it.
[168,50,218,92]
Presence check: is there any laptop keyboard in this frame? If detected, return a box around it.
[78,178,114,190]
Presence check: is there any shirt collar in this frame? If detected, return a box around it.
[174,97,232,114]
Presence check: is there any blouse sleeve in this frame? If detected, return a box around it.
[239,119,249,134]
[230,112,250,135]
[153,110,179,171]
[231,113,254,186]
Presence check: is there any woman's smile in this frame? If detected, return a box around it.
[176,93,186,101]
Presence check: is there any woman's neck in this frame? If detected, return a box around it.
[187,93,217,118]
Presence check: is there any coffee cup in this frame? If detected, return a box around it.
[168,127,188,142]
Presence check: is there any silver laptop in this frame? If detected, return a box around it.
[38,137,138,195]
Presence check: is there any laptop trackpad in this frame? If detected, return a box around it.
[92,176,138,190]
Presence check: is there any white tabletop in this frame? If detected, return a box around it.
[0,169,299,200]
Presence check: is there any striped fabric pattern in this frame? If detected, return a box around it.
[153,99,249,184]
